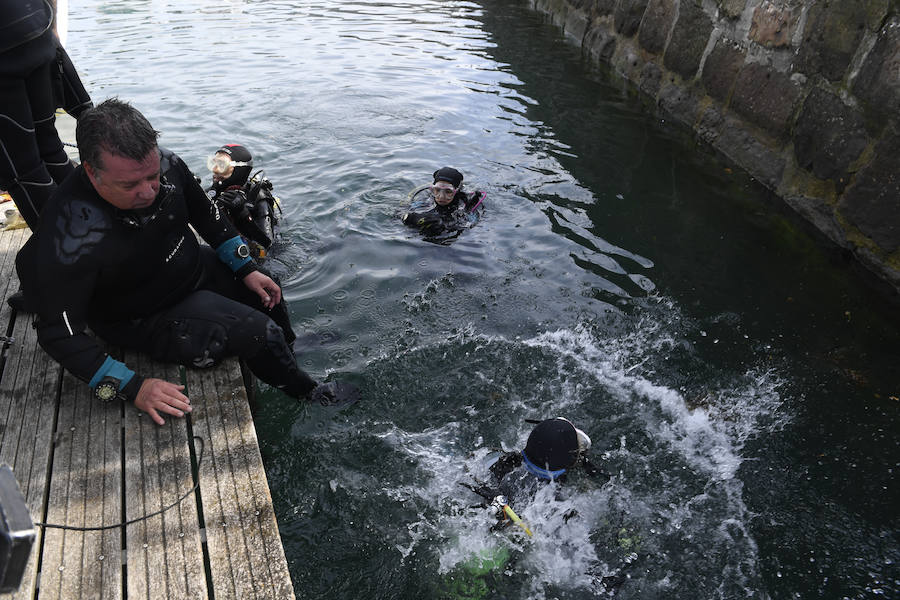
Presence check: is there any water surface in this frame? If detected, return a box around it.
[66,1,898,598]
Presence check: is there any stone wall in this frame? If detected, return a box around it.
[524,0,899,295]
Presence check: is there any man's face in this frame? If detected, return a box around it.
[85,148,161,210]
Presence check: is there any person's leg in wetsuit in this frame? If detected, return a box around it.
[91,249,317,398]
[0,31,75,230]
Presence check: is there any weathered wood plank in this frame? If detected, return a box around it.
[124,352,208,600]
[0,311,63,600]
[0,227,25,328]
[152,356,208,598]
[82,381,126,600]
[209,360,295,599]
[41,366,124,600]
[186,365,245,600]
[186,362,295,600]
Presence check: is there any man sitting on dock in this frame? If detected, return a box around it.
[15,98,347,424]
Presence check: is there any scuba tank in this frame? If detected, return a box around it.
[245,177,277,251]
[210,173,280,260]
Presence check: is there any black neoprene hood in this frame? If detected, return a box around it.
[523,418,580,471]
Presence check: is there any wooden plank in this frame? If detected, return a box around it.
[209,360,295,599]
[146,357,207,600]
[123,351,208,600]
[81,377,125,600]
[186,361,295,600]
[0,310,62,600]
[186,365,245,600]
[40,365,123,600]
[0,227,25,328]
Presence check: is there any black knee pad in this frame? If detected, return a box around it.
[159,318,231,368]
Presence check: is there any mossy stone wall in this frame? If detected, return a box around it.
[525,0,899,295]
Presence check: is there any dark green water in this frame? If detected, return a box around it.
[68,0,898,598]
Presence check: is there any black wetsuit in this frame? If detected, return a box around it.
[0,0,92,229]
[16,148,316,402]
[402,188,485,238]
[206,177,279,258]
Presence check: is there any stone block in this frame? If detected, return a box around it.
[702,37,746,102]
[730,62,801,139]
[783,194,848,247]
[584,25,617,63]
[614,0,650,37]
[838,125,900,253]
[657,81,700,127]
[565,7,590,41]
[714,115,786,187]
[639,0,676,55]
[749,1,801,48]
[664,0,714,80]
[592,0,619,15]
[795,1,870,82]
[697,105,725,144]
[793,87,868,184]
[616,47,645,80]
[716,0,746,19]
[852,16,900,128]
[639,61,663,97]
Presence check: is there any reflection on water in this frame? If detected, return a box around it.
[66,0,899,598]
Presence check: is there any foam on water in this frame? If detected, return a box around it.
[342,296,790,598]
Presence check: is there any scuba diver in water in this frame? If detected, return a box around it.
[442,418,632,598]
[205,144,281,261]
[402,167,485,242]
[462,417,606,525]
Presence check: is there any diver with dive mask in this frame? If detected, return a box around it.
[206,144,281,261]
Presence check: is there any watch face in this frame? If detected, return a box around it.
[96,383,117,402]
[236,244,250,258]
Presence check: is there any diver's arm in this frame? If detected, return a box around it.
[465,190,486,212]
[241,270,282,309]
[31,253,147,403]
[174,152,259,279]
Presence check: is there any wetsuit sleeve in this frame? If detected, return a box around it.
[465,190,486,212]
[174,154,258,279]
[53,42,92,118]
[17,220,145,402]
[402,210,443,235]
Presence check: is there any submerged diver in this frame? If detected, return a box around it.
[16,99,355,425]
[462,417,605,518]
[402,167,485,241]
[205,144,281,261]
[441,418,632,599]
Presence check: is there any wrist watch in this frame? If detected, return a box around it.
[94,376,122,403]
[235,243,250,259]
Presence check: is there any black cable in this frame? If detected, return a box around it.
[34,436,205,532]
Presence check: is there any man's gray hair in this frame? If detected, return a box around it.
[76,98,159,171]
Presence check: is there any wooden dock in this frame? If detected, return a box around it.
[0,225,296,599]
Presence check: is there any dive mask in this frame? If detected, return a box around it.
[207,155,252,175]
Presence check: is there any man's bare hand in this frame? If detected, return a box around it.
[243,270,282,309]
[134,378,192,425]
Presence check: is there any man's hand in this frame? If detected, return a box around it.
[134,378,192,425]
[243,270,282,310]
